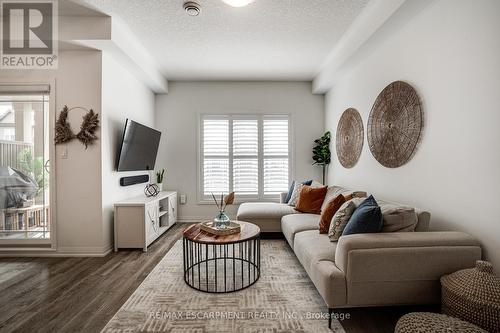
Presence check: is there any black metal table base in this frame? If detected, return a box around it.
[183,237,260,293]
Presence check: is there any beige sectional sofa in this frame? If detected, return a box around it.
[236,186,481,325]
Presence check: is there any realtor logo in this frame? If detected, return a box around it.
[1,0,58,69]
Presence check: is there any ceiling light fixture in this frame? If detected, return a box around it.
[183,1,201,16]
[222,0,255,8]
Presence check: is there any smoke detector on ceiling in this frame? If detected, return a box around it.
[183,2,201,16]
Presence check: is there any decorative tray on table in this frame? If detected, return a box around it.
[200,221,241,236]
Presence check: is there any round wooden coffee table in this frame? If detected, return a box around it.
[182,221,260,293]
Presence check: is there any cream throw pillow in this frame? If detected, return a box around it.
[328,200,357,241]
[380,203,418,232]
[287,182,305,206]
[310,180,324,188]
[321,186,339,212]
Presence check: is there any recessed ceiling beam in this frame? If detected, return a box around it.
[312,0,436,94]
[60,3,168,94]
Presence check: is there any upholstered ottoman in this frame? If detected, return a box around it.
[395,312,487,333]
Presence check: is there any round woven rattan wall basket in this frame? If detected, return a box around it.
[440,260,500,332]
[336,108,364,168]
[367,81,423,168]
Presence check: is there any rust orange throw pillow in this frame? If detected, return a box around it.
[319,194,347,234]
[295,185,328,215]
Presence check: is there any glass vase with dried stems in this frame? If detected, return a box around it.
[211,192,235,229]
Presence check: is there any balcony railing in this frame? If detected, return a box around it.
[0,140,33,169]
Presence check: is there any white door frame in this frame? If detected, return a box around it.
[0,79,57,250]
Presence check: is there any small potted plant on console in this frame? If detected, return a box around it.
[156,169,165,191]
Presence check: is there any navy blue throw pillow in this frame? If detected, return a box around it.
[284,180,313,203]
[342,195,383,236]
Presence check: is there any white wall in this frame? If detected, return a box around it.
[155,81,324,221]
[325,0,500,272]
[0,50,104,254]
[0,50,156,255]
[56,51,104,253]
[101,53,156,249]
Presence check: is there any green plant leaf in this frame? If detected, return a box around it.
[312,131,332,167]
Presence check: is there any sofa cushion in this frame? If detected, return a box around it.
[293,230,338,274]
[237,202,297,219]
[236,202,298,232]
[374,198,430,231]
[320,186,366,212]
[284,179,312,203]
[281,214,320,247]
[319,186,431,231]
[328,199,359,241]
[319,194,346,234]
[415,210,431,231]
[321,186,347,212]
[310,180,324,188]
[287,182,305,206]
[342,195,383,236]
[295,185,328,214]
[379,202,418,232]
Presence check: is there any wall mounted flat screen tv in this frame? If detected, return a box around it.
[117,119,161,171]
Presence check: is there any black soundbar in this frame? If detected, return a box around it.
[120,174,149,186]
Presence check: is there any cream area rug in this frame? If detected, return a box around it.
[102,240,345,333]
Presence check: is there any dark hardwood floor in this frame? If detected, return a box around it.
[0,224,436,333]
[0,224,184,333]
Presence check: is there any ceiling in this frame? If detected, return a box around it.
[72,0,369,81]
[59,0,107,16]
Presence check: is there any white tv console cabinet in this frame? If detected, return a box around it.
[114,191,177,252]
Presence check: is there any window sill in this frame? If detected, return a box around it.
[198,198,280,205]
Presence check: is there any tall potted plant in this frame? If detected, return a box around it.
[312,131,331,184]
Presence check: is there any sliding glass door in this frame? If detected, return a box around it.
[0,92,50,240]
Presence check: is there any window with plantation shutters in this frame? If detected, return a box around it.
[200,115,290,201]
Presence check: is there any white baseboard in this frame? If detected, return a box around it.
[177,216,210,223]
[57,245,113,257]
[0,245,113,257]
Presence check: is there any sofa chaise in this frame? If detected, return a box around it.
[236,186,481,327]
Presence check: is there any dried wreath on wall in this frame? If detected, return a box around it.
[54,106,74,144]
[54,105,99,149]
[76,109,99,148]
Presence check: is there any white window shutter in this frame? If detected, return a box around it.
[263,119,289,155]
[233,119,258,195]
[203,119,228,155]
[233,120,258,156]
[203,159,229,194]
[263,118,289,195]
[203,119,229,195]
[233,159,258,195]
[263,158,289,195]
